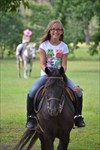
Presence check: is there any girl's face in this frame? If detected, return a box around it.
[49,23,63,40]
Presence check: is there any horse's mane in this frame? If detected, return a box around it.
[45,77,65,89]
[45,67,66,89]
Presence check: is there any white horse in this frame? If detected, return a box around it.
[16,43,36,79]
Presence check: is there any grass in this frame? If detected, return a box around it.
[0,48,100,150]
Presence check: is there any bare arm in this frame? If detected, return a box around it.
[40,48,46,72]
[62,53,68,72]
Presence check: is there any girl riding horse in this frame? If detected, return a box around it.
[26,20,85,128]
[16,29,36,78]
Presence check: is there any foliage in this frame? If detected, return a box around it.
[0,0,100,57]
[0,0,29,12]
[0,2,54,58]
[89,31,100,55]
[0,12,24,58]
[54,0,100,54]
[29,3,54,46]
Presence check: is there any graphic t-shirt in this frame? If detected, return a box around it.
[39,40,69,76]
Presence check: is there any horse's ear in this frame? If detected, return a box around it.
[59,66,65,75]
[59,66,67,84]
[45,67,52,76]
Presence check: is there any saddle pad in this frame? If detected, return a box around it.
[66,87,76,102]
[34,86,46,112]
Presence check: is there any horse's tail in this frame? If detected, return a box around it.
[13,129,38,150]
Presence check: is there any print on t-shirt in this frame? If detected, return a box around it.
[47,49,62,68]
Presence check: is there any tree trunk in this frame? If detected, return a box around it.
[84,26,90,45]
[0,45,5,59]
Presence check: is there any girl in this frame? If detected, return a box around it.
[26,20,85,128]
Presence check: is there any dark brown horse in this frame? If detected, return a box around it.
[14,67,75,150]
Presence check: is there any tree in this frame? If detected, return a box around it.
[54,0,100,55]
[0,12,24,58]
[70,0,100,45]
[0,2,54,58]
[0,0,29,12]
[89,0,100,55]
[29,3,54,46]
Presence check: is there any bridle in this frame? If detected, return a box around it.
[46,96,65,115]
[45,76,65,116]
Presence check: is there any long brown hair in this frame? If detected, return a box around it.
[40,20,64,43]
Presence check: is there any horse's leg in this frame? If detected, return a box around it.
[57,136,70,150]
[40,135,54,150]
[24,60,28,79]
[17,57,21,78]
[29,59,33,77]
[39,135,47,150]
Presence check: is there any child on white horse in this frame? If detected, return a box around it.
[16,29,32,57]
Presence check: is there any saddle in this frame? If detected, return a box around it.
[66,87,77,102]
[34,86,46,113]
[66,87,78,114]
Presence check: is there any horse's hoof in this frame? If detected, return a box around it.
[24,76,28,79]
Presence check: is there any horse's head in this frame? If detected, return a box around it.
[45,67,66,116]
[24,43,36,59]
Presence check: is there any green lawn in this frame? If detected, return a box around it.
[0,48,100,150]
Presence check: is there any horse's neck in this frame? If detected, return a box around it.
[23,43,29,50]
[23,44,32,57]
